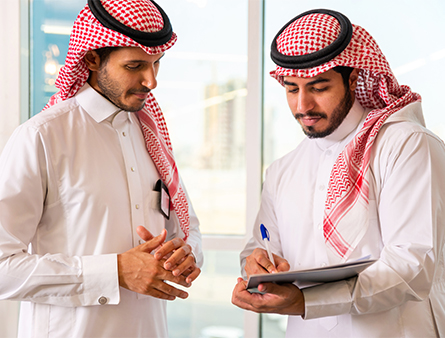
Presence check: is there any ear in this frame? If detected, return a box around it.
[349,68,360,92]
[83,50,101,72]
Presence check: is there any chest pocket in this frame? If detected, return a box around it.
[143,190,165,236]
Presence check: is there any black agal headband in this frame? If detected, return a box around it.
[88,0,173,47]
[271,9,353,69]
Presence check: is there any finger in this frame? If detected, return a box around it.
[154,280,189,299]
[163,256,186,272]
[145,288,176,301]
[274,255,291,272]
[259,253,278,274]
[171,255,193,276]
[257,283,270,293]
[259,281,295,296]
[181,268,193,278]
[154,237,185,260]
[231,279,255,309]
[245,254,273,276]
[159,269,191,288]
[164,246,192,270]
[136,226,154,242]
[185,267,201,284]
[139,229,167,253]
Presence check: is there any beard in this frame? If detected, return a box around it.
[295,87,354,139]
[96,67,150,112]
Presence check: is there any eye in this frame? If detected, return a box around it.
[286,86,299,94]
[125,64,141,70]
[312,86,328,93]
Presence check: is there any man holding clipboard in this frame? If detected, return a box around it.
[232,9,445,337]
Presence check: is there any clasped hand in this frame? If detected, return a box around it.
[231,248,305,316]
[117,226,201,301]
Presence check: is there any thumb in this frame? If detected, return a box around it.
[275,255,290,272]
[139,229,167,253]
[136,225,154,242]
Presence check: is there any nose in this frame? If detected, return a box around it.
[141,66,157,90]
[295,90,315,115]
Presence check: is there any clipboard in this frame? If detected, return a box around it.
[246,259,376,291]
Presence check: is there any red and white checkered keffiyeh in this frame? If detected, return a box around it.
[271,11,421,262]
[44,0,190,240]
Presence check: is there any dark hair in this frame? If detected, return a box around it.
[332,66,354,88]
[94,47,122,68]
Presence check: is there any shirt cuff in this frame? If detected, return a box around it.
[81,254,120,306]
[302,278,355,319]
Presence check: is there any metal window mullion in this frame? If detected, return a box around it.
[244,0,265,337]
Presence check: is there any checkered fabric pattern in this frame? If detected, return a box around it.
[271,12,421,262]
[44,0,190,240]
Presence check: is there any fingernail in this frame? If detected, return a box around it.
[164,263,172,270]
[173,269,180,276]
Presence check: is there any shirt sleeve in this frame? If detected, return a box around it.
[165,176,203,269]
[184,185,204,269]
[303,128,445,319]
[239,166,284,278]
[0,124,120,307]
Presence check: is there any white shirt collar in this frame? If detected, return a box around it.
[75,82,122,123]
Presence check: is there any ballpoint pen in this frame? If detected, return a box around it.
[260,223,276,267]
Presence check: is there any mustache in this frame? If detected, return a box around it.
[294,111,327,120]
[128,87,151,94]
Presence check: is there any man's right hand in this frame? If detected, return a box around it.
[117,229,190,300]
[244,248,290,277]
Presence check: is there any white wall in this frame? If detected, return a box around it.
[0,0,22,337]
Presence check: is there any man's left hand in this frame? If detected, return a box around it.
[137,226,201,284]
[231,277,305,316]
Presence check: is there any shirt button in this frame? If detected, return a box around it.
[318,223,322,230]
[122,132,126,137]
[131,167,135,172]
[98,296,108,305]
[326,150,332,156]
[321,262,327,267]
[318,184,325,191]
[135,204,140,209]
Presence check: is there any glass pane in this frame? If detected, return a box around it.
[156,0,248,236]
[262,314,287,338]
[167,251,244,338]
[29,0,85,116]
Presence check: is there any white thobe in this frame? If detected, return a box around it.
[241,99,445,337]
[0,83,203,338]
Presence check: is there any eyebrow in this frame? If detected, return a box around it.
[156,53,165,62]
[283,77,331,87]
[125,53,165,64]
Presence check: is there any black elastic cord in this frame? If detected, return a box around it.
[270,9,353,69]
[88,0,173,47]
